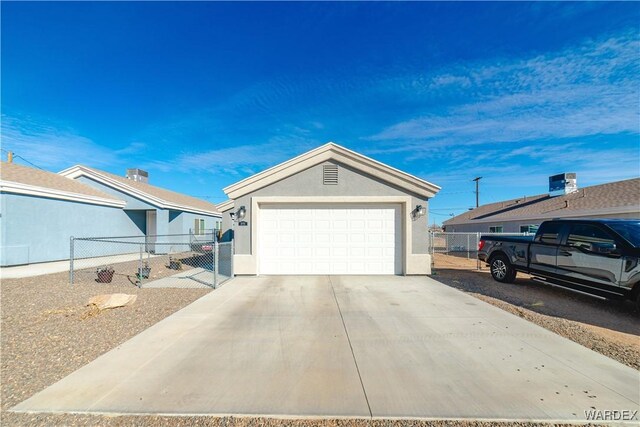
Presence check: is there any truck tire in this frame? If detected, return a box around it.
[490,254,517,283]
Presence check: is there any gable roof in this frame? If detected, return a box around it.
[223,142,441,200]
[0,162,125,208]
[444,178,640,225]
[59,165,221,216]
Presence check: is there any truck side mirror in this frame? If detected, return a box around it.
[589,242,617,254]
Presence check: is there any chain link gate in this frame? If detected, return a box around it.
[428,231,531,270]
[70,233,233,288]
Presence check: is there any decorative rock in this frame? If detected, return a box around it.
[87,294,137,310]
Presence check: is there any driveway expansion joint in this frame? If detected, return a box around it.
[328,275,373,419]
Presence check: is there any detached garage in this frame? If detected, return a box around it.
[217,143,440,275]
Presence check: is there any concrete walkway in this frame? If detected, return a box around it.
[12,276,640,422]
[140,268,230,289]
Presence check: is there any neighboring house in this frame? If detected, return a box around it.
[59,165,221,237]
[217,142,441,275]
[1,162,221,266]
[443,177,640,233]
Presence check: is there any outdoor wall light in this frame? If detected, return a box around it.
[237,205,247,220]
[413,205,427,219]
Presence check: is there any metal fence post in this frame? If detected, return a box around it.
[213,241,219,289]
[231,238,235,277]
[467,234,470,259]
[69,236,75,285]
[477,233,481,270]
[138,243,143,288]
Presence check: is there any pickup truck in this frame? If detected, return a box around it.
[478,219,640,309]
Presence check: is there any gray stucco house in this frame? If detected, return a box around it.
[217,143,440,275]
[1,162,221,266]
[443,177,640,233]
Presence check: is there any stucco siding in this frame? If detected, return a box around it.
[229,161,429,256]
[445,212,640,233]
[0,193,145,266]
[75,176,157,210]
[169,210,220,235]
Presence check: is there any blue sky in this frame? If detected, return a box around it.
[2,2,639,224]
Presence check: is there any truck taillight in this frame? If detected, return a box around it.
[478,240,485,251]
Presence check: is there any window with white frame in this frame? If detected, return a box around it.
[489,226,503,233]
[520,224,539,234]
[194,218,206,235]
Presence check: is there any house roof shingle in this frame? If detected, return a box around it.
[444,178,640,225]
[0,162,124,206]
[59,165,221,216]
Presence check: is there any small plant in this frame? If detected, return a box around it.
[168,257,182,270]
[137,262,151,279]
[96,266,115,283]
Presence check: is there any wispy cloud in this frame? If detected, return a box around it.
[367,33,639,150]
[175,134,321,176]
[1,115,117,169]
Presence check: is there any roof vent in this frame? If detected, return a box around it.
[549,173,577,196]
[323,164,338,185]
[126,168,148,183]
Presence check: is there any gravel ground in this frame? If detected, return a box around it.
[72,251,209,287]
[1,264,625,426]
[1,270,210,424]
[0,413,601,427]
[432,254,640,370]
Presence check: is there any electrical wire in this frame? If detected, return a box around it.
[1,148,45,170]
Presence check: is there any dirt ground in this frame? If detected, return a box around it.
[432,253,640,370]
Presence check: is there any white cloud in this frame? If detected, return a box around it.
[1,115,117,169]
[175,135,320,176]
[367,33,640,149]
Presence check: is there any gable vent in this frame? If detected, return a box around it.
[323,164,338,185]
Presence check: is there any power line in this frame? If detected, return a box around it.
[434,190,474,195]
[1,148,45,170]
[429,211,457,217]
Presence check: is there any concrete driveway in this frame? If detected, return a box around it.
[13,275,639,422]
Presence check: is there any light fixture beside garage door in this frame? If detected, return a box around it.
[412,205,426,219]
[237,206,247,220]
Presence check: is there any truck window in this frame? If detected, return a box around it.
[566,224,616,251]
[536,222,563,244]
[608,221,640,246]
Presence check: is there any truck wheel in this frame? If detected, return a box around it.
[490,254,517,283]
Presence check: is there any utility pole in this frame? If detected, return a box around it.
[473,176,482,208]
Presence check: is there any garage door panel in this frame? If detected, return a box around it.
[258,204,401,275]
[349,234,366,244]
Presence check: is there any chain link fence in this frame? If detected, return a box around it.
[428,231,531,270]
[70,233,233,288]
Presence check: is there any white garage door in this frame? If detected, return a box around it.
[258,204,401,275]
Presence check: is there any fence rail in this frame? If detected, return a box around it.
[428,231,531,260]
[70,233,233,289]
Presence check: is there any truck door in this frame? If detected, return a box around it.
[556,223,624,291]
[529,221,563,276]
